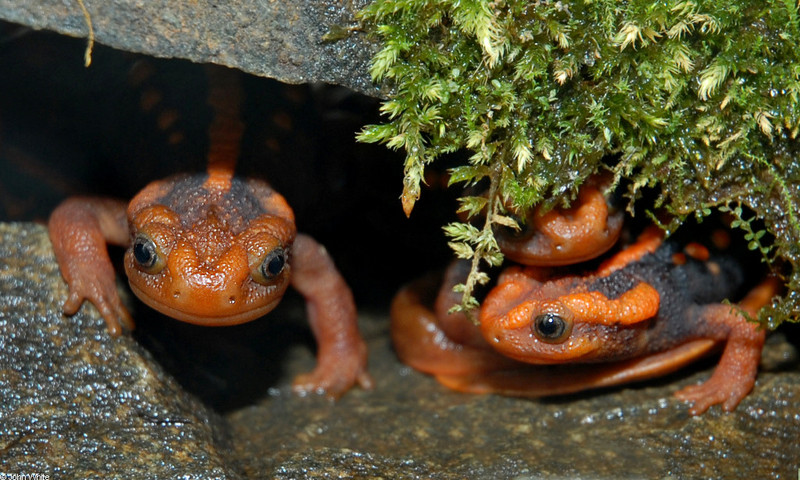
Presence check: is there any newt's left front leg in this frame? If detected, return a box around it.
[675,278,779,415]
[289,233,372,398]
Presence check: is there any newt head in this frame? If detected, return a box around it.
[479,270,655,364]
[123,174,297,326]
[495,174,623,267]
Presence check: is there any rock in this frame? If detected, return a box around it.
[227,324,800,479]
[0,223,241,478]
[0,0,379,96]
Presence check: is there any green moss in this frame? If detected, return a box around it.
[357,0,800,327]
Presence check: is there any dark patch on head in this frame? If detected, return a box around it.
[156,173,268,233]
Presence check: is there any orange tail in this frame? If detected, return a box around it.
[204,65,243,190]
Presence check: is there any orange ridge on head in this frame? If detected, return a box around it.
[491,282,660,331]
[557,282,661,326]
[493,301,536,330]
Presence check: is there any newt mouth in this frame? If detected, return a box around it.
[128,282,283,326]
[483,326,601,364]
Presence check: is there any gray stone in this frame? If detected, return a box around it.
[3,223,799,478]
[0,223,240,478]
[0,0,380,96]
[228,325,800,479]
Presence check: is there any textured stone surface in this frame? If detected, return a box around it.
[227,323,800,479]
[0,0,379,96]
[0,223,241,478]
[2,224,799,479]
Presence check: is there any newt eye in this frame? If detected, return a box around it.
[132,234,166,274]
[261,248,286,279]
[251,247,286,285]
[532,312,573,343]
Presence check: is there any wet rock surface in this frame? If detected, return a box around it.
[2,223,799,479]
[0,223,241,478]
[228,327,800,479]
[0,0,378,96]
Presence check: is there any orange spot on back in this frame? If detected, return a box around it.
[168,132,185,145]
[706,261,721,276]
[272,111,293,131]
[711,229,732,250]
[597,226,664,276]
[683,242,710,261]
[157,109,180,131]
[128,60,156,88]
[140,89,162,112]
[265,137,281,152]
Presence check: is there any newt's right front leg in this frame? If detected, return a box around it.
[48,197,134,336]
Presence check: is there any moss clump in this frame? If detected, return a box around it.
[357,0,800,327]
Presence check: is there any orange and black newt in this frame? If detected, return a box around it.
[393,224,778,415]
[48,67,371,398]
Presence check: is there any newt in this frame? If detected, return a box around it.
[392,227,778,414]
[48,67,371,398]
[495,174,624,267]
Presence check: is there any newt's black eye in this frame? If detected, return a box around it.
[260,248,286,280]
[249,246,288,286]
[532,312,573,343]
[132,234,165,274]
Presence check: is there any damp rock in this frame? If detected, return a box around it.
[0,0,379,96]
[0,223,241,478]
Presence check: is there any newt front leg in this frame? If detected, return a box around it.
[675,278,778,414]
[289,233,372,398]
[48,197,134,336]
